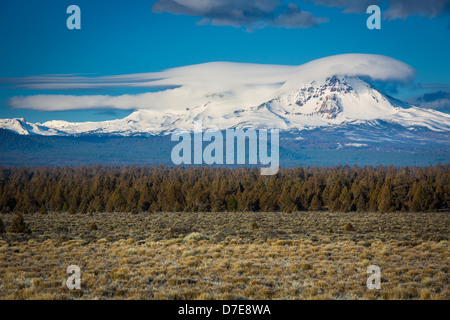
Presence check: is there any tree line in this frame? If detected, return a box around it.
[0,164,448,214]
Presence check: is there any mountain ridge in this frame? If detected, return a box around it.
[1,75,450,136]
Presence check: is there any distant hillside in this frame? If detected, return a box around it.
[0,128,448,167]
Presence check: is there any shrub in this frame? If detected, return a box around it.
[40,205,48,215]
[89,222,98,231]
[421,278,437,288]
[184,232,208,241]
[344,223,355,232]
[127,248,138,255]
[9,213,31,234]
[300,263,312,270]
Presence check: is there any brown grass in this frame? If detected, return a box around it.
[0,211,448,300]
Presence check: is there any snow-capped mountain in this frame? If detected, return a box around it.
[1,74,449,136]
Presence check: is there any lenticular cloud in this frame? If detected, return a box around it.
[7,54,415,112]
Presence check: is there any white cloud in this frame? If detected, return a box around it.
[7,54,416,113]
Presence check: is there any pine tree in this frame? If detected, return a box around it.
[0,165,447,215]
[329,182,342,203]
[227,195,237,211]
[280,184,296,213]
[9,213,31,234]
[308,195,322,211]
[40,205,48,215]
[410,182,434,212]
[339,186,352,212]
[330,198,342,212]
[355,195,366,212]
[0,217,5,234]
[378,184,395,212]
[259,192,278,211]
[244,189,260,212]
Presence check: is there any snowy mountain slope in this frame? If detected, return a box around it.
[0,118,63,135]
[1,75,450,136]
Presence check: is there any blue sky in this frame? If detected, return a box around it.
[0,0,449,122]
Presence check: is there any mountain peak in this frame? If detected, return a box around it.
[1,75,450,136]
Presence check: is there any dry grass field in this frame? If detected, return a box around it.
[0,211,448,300]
